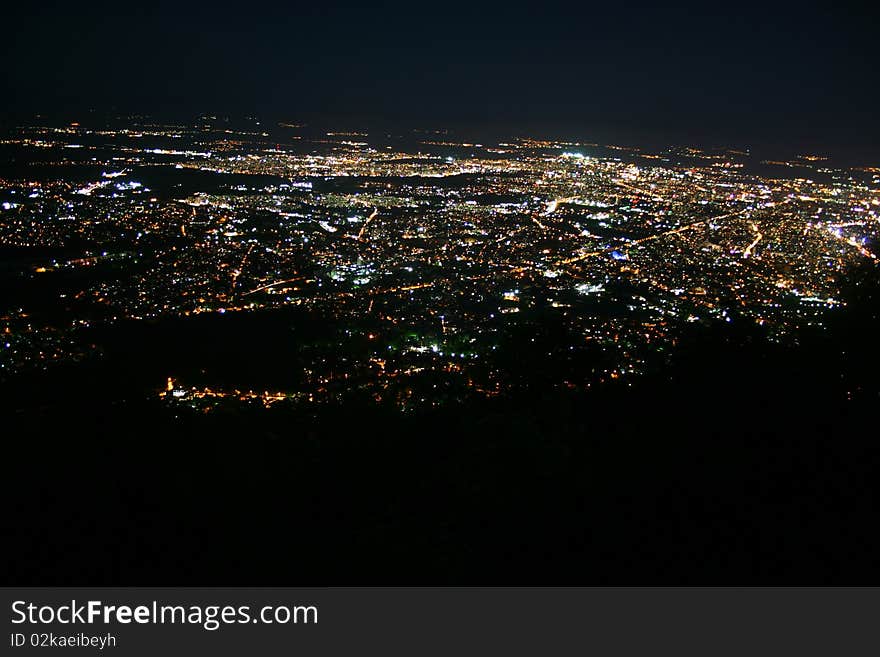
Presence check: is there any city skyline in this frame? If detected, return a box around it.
[1,115,877,410]
[4,1,880,586]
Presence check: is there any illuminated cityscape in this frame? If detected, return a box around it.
[1,117,878,411]
[4,0,880,587]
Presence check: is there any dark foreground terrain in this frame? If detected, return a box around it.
[3,269,879,584]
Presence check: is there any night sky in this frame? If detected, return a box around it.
[3,0,878,157]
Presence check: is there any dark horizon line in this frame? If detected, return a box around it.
[2,107,878,166]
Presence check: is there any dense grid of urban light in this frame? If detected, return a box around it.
[1,118,878,409]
